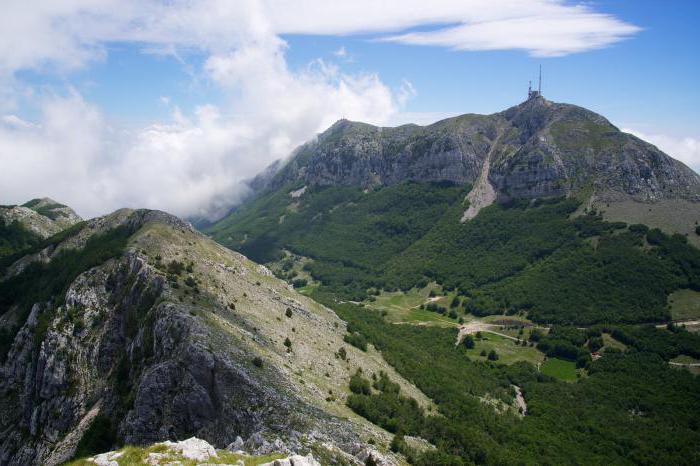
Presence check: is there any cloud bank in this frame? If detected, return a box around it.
[0,0,640,219]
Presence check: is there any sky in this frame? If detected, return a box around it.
[0,0,698,220]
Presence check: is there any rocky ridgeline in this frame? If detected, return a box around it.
[0,208,419,465]
[0,198,82,239]
[254,97,700,206]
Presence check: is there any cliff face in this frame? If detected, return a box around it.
[255,97,700,205]
[0,209,424,465]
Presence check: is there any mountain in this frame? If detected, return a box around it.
[0,207,425,465]
[0,198,82,259]
[248,96,700,240]
[256,96,700,202]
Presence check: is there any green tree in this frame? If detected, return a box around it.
[463,335,475,349]
[487,349,499,361]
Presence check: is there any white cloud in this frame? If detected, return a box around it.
[0,1,640,219]
[381,7,640,57]
[0,1,639,75]
[0,44,399,219]
[623,128,700,174]
[333,46,347,58]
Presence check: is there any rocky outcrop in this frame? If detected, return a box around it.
[251,97,700,207]
[77,437,324,466]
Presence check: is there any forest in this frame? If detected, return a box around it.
[208,182,700,325]
[319,294,700,465]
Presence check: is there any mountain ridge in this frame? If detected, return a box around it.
[250,96,700,207]
[0,206,421,465]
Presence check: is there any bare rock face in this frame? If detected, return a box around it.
[252,97,700,206]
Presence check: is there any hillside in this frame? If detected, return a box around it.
[0,198,82,259]
[207,183,700,326]
[0,207,429,465]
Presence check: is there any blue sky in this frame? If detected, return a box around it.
[46,0,699,134]
[0,0,698,218]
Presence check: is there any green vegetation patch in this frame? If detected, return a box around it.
[208,181,465,299]
[0,218,43,260]
[541,358,578,381]
[668,289,700,321]
[465,332,543,366]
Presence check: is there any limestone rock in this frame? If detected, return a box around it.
[260,453,321,466]
[159,437,217,461]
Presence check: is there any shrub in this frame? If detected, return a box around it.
[487,350,499,361]
[588,336,604,352]
[463,335,475,349]
[291,278,308,288]
[252,356,264,368]
[285,307,293,318]
[345,332,368,351]
[349,370,372,395]
[167,260,185,275]
[390,433,407,453]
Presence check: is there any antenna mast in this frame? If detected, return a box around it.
[538,65,542,94]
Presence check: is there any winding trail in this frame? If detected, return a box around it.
[455,321,520,346]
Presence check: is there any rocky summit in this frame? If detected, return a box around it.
[0,207,417,465]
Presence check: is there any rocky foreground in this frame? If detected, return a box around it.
[71,437,322,466]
